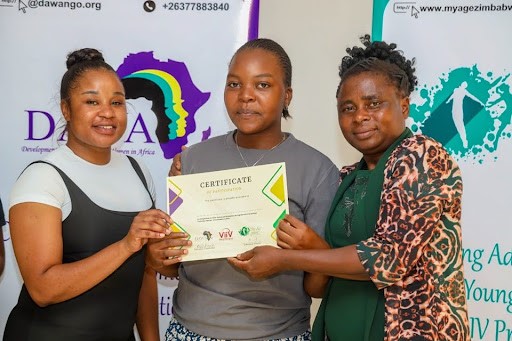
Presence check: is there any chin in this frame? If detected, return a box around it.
[235,125,263,135]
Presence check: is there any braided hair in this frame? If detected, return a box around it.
[337,34,417,97]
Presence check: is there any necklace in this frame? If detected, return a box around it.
[235,132,286,167]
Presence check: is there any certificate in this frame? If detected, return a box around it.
[166,162,288,262]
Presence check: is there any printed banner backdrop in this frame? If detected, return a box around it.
[373,1,512,340]
[0,0,258,338]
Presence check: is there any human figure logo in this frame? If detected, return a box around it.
[409,65,512,163]
[117,52,211,159]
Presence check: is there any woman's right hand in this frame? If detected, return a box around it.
[122,209,173,254]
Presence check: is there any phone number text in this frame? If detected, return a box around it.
[163,2,230,11]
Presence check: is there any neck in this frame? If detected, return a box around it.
[235,130,285,150]
[66,142,112,165]
[362,156,380,170]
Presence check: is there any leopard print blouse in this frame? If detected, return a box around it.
[350,134,470,341]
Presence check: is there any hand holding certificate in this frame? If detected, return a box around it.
[167,162,288,261]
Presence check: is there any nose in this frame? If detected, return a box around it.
[99,104,115,118]
[353,108,370,123]
[238,85,255,102]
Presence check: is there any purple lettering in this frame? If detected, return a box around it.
[26,110,55,141]
[125,113,154,143]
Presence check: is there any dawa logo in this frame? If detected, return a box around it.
[409,65,512,164]
[117,51,211,159]
[23,52,210,159]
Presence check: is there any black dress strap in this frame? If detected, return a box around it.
[126,156,154,207]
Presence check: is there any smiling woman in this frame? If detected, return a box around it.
[60,52,128,164]
[3,48,178,341]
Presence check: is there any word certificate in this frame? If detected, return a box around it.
[167,162,288,262]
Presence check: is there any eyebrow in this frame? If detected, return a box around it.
[337,99,352,107]
[361,94,380,100]
[338,94,381,106]
[80,90,125,96]
[80,90,98,95]
[226,73,274,79]
[254,73,274,78]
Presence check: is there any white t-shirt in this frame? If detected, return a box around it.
[10,145,156,220]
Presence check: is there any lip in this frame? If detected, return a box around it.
[93,124,117,135]
[237,109,259,116]
[352,128,377,139]
[235,109,260,119]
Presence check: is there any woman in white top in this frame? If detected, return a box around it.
[4,48,188,341]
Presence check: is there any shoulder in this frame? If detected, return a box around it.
[397,134,444,152]
[388,134,461,179]
[120,153,150,173]
[183,133,230,157]
[180,133,234,173]
[10,161,65,209]
[392,134,455,162]
[285,134,337,168]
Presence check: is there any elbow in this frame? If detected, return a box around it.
[304,281,327,298]
[307,289,325,299]
[26,286,61,307]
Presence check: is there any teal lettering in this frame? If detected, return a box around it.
[465,278,512,314]
[488,243,502,265]
[488,243,512,266]
[462,247,484,272]
[495,319,512,341]
[470,317,489,339]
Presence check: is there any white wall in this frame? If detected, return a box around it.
[259,0,374,169]
[259,0,374,319]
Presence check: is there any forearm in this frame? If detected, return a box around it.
[282,245,370,280]
[302,237,331,298]
[25,240,134,306]
[136,266,159,341]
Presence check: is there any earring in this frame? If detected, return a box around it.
[282,106,289,117]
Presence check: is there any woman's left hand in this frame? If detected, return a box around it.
[277,214,329,250]
[122,209,172,254]
[228,246,285,279]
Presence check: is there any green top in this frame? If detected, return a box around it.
[324,170,385,340]
[312,128,413,341]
